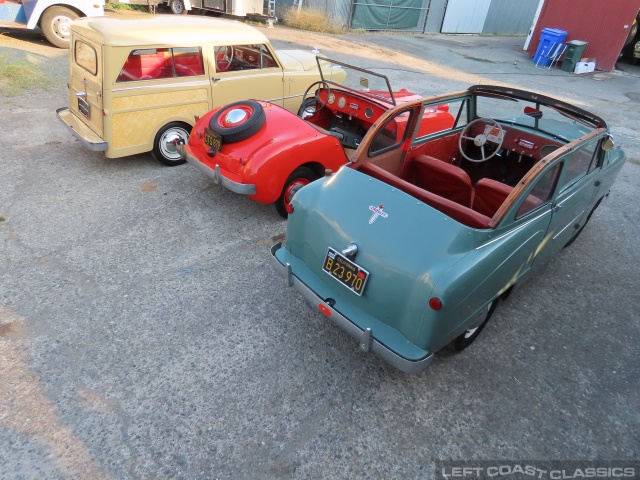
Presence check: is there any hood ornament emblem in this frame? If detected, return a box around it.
[368,205,388,224]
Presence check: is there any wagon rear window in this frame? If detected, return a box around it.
[117,47,204,82]
[75,41,97,76]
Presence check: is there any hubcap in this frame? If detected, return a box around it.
[52,16,73,40]
[160,128,188,160]
[223,108,249,126]
[285,179,310,208]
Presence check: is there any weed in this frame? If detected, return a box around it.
[105,2,149,11]
[282,7,346,34]
[462,55,496,63]
[0,55,49,96]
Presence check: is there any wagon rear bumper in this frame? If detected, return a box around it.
[177,143,256,196]
[56,108,107,152]
[270,242,434,373]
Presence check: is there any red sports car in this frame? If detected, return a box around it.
[178,57,455,216]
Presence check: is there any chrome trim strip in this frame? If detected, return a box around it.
[177,144,256,195]
[553,212,582,240]
[55,107,107,152]
[270,242,435,373]
[266,93,304,102]
[112,79,210,92]
[476,209,552,250]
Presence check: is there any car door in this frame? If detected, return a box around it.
[209,43,285,108]
[537,138,604,260]
[68,34,103,138]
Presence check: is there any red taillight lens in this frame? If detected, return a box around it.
[429,297,442,310]
[318,304,331,316]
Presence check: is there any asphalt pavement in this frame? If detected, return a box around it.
[1,22,639,479]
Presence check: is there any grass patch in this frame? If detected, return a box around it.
[105,2,149,11]
[0,55,49,96]
[282,7,346,34]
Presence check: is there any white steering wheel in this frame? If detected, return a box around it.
[458,118,504,163]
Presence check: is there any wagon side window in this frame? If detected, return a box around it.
[117,47,204,82]
[75,40,97,76]
[173,47,205,77]
[559,142,597,192]
[515,163,561,218]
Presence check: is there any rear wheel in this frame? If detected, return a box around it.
[152,122,190,166]
[170,0,188,14]
[453,300,497,351]
[41,6,78,49]
[275,167,318,218]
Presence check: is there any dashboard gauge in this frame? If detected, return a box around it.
[365,107,373,119]
[327,93,335,105]
[338,96,346,109]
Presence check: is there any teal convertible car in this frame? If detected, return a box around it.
[270,85,626,372]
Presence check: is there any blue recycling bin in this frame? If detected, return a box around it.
[533,28,568,67]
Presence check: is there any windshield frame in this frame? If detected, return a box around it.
[316,56,396,106]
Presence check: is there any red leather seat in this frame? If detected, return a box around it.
[358,163,491,229]
[473,178,543,218]
[409,155,473,207]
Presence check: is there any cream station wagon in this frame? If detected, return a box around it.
[56,15,344,165]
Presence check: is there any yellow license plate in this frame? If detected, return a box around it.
[204,127,222,152]
[322,247,369,296]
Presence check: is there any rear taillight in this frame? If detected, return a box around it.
[429,297,442,310]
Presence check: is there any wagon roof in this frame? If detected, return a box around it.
[71,15,269,47]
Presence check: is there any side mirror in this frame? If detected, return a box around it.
[524,106,543,119]
[602,136,614,151]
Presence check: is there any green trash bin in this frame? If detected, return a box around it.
[562,40,588,72]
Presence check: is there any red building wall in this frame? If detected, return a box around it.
[526,0,640,71]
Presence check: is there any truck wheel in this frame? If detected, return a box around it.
[41,6,79,49]
[170,0,188,14]
[152,122,190,166]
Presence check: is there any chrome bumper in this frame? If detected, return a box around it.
[177,144,256,195]
[56,107,107,152]
[269,242,435,373]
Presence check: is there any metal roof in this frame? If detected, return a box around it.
[71,14,269,47]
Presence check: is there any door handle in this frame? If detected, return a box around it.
[552,204,562,211]
[211,77,221,83]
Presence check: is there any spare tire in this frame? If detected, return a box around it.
[209,101,266,143]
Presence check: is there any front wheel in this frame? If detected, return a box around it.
[152,122,190,166]
[41,6,78,49]
[453,299,497,351]
[170,0,188,14]
[275,167,318,218]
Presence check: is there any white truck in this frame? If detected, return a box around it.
[0,0,104,48]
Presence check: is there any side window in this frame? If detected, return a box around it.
[559,142,597,191]
[516,163,561,218]
[369,110,412,156]
[413,98,467,142]
[117,47,204,82]
[173,47,205,77]
[215,44,278,73]
[75,41,97,76]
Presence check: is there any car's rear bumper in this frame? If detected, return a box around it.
[177,144,256,195]
[270,242,434,373]
[56,108,107,152]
